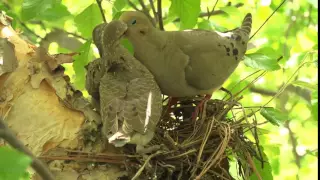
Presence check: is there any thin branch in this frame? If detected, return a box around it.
[149,0,158,22]
[173,3,244,23]
[54,28,88,41]
[138,0,156,26]
[284,121,301,168]
[131,151,162,180]
[250,0,288,40]
[138,0,148,12]
[127,0,140,11]
[157,0,164,30]
[0,119,54,180]
[250,85,311,102]
[207,0,219,20]
[96,0,107,23]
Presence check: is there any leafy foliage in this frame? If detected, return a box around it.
[244,53,281,71]
[74,4,103,38]
[73,39,93,90]
[260,107,288,126]
[0,146,32,180]
[169,0,201,29]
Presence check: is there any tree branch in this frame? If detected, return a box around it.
[137,0,155,26]
[127,0,140,11]
[157,0,164,30]
[149,0,158,22]
[284,121,301,168]
[0,119,55,180]
[96,0,107,23]
[207,0,219,20]
[249,85,311,103]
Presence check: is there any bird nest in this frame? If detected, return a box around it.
[121,95,265,180]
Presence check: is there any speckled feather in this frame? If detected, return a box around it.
[88,20,162,147]
[119,12,252,97]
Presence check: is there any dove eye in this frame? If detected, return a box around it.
[131,19,137,25]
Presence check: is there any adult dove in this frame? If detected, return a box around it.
[119,11,252,119]
[87,20,162,153]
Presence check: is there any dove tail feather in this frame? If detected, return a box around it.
[240,13,252,36]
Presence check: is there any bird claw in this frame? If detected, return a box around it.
[191,94,211,121]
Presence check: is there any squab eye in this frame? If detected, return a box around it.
[131,19,137,25]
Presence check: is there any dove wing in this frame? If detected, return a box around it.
[122,75,162,135]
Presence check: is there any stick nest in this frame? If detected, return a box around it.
[122,95,265,180]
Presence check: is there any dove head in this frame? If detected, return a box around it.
[104,20,128,40]
[119,11,153,39]
[93,21,127,47]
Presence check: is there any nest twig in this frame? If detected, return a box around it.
[123,95,265,180]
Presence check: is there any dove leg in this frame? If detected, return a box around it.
[191,94,212,121]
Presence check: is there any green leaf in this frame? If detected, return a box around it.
[0,146,32,180]
[291,80,317,91]
[255,47,282,59]
[112,0,126,18]
[73,39,93,90]
[169,0,201,30]
[113,11,125,20]
[197,19,228,32]
[311,90,318,121]
[75,4,103,38]
[244,53,281,71]
[219,6,241,17]
[21,0,55,21]
[211,22,228,32]
[121,38,134,55]
[37,3,70,21]
[250,146,274,180]
[260,108,288,126]
[197,20,213,30]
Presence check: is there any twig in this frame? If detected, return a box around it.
[250,85,311,103]
[149,0,158,22]
[196,124,231,179]
[138,0,156,26]
[0,119,55,180]
[285,121,301,168]
[173,3,244,23]
[235,57,316,123]
[207,0,219,20]
[138,0,149,13]
[157,0,164,30]
[245,151,262,180]
[250,0,288,40]
[53,28,88,41]
[231,71,267,100]
[96,0,107,23]
[127,0,140,11]
[131,151,162,180]
[223,70,262,100]
[20,22,42,39]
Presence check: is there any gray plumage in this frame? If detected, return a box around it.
[86,20,162,148]
[119,12,252,97]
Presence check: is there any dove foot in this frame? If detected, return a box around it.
[191,94,212,121]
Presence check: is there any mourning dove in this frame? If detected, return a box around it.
[88,20,162,152]
[85,58,105,111]
[119,11,252,119]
